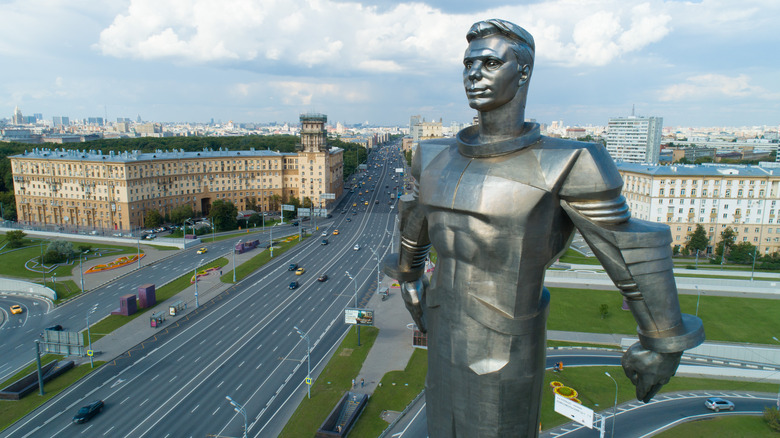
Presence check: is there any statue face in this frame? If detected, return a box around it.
[463,36,526,112]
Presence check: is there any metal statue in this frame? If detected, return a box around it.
[384,19,704,437]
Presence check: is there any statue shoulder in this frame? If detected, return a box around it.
[411,138,454,180]
[534,137,623,200]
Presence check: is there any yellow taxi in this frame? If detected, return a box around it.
[196,247,208,254]
[333,230,339,235]
[10,304,22,315]
[364,201,369,205]
[295,267,305,276]
[353,203,357,207]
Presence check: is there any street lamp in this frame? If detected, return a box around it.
[346,271,360,346]
[233,240,242,283]
[39,239,46,286]
[369,247,381,292]
[695,285,701,317]
[79,252,85,293]
[225,395,248,438]
[605,371,618,438]
[137,235,141,269]
[86,304,98,368]
[294,326,312,399]
[194,258,205,308]
[183,217,191,248]
[773,337,780,409]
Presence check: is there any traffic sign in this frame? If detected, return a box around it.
[305,377,312,385]
[86,350,94,357]
[554,394,593,429]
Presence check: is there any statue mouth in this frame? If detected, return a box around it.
[467,88,489,96]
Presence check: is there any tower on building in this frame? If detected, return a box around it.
[299,113,328,152]
[606,116,663,164]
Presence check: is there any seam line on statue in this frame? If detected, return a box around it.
[451,159,473,209]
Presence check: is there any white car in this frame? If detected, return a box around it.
[353,244,360,251]
[322,231,328,236]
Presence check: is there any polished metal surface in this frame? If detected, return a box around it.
[383,18,703,437]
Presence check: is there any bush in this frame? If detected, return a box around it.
[598,304,609,319]
[41,240,77,264]
[764,406,780,432]
[78,244,92,253]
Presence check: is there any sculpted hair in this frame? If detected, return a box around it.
[466,19,535,69]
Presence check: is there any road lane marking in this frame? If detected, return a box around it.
[103,426,115,436]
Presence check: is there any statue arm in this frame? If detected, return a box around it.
[383,145,432,331]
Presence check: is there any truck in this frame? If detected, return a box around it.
[390,193,395,200]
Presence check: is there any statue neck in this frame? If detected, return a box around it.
[475,94,528,144]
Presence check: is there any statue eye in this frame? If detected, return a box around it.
[485,59,502,69]
[464,60,473,69]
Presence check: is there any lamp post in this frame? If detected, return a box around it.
[194,258,204,308]
[39,240,46,286]
[294,326,311,399]
[86,304,98,368]
[773,337,780,409]
[183,217,190,248]
[369,247,381,292]
[137,235,141,269]
[346,271,360,346]
[695,285,701,317]
[605,372,618,438]
[751,248,757,281]
[225,395,248,438]
[79,253,85,293]
[233,240,242,283]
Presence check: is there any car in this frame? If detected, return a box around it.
[353,203,357,207]
[292,221,299,226]
[333,230,339,235]
[288,263,298,271]
[196,247,208,254]
[375,200,379,204]
[10,305,22,315]
[72,399,104,424]
[704,397,734,412]
[353,244,360,251]
[352,211,357,215]
[317,274,329,282]
[364,201,369,205]
[289,281,299,289]
[346,218,352,222]
[322,231,328,236]
[45,324,64,331]
[295,267,305,275]
[321,239,328,245]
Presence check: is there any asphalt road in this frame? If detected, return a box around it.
[1,146,404,438]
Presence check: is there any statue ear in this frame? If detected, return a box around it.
[518,65,530,85]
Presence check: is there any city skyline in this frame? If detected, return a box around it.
[1,0,779,127]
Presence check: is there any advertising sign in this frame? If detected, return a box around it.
[282,204,295,211]
[313,208,328,217]
[395,168,404,173]
[344,308,374,326]
[554,394,594,429]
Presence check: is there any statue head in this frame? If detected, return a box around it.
[463,19,535,113]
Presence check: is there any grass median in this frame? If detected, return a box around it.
[224,234,303,283]
[279,325,379,438]
[84,258,228,345]
[547,286,780,344]
[0,358,105,432]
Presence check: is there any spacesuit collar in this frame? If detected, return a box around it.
[456,123,541,157]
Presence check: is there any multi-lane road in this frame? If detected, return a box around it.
[1,146,404,437]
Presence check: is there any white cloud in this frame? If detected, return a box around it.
[658,74,776,101]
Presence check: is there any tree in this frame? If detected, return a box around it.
[728,241,756,265]
[6,230,25,248]
[247,213,262,227]
[145,210,163,228]
[170,204,194,226]
[42,240,77,264]
[712,227,737,264]
[685,224,709,254]
[209,199,238,231]
[599,304,609,319]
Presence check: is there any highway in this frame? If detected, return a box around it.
[1,145,404,437]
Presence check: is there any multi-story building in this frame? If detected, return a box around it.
[618,162,780,255]
[9,113,343,232]
[607,116,663,164]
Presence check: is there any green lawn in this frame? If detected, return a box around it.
[84,258,228,344]
[653,415,776,437]
[223,235,302,283]
[0,355,62,388]
[0,361,105,432]
[0,239,140,280]
[279,326,379,438]
[547,287,780,344]
[558,248,602,265]
[348,348,427,437]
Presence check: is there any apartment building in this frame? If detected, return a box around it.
[618,162,780,255]
[10,114,343,232]
[607,116,663,164]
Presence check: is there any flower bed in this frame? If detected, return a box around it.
[191,266,222,283]
[85,254,145,274]
[553,385,578,399]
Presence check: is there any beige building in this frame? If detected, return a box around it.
[618,162,780,255]
[10,114,343,232]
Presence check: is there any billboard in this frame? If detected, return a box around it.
[395,168,404,173]
[344,308,374,326]
[282,204,295,211]
[554,394,594,429]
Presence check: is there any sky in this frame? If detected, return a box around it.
[1,0,779,128]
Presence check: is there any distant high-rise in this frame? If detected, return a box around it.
[606,116,663,164]
[52,116,70,127]
[12,106,23,125]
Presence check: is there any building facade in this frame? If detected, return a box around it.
[10,114,343,232]
[607,116,663,164]
[618,162,780,255]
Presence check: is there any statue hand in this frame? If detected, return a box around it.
[400,277,428,333]
[621,343,682,403]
